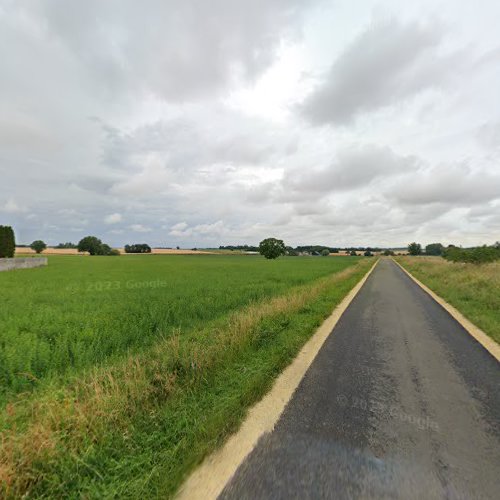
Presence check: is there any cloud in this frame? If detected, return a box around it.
[169,220,228,239]
[390,162,500,206]
[283,144,418,197]
[129,224,152,233]
[104,213,122,224]
[33,0,307,102]
[2,1,500,248]
[1,198,27,214]
[301,19,458,125]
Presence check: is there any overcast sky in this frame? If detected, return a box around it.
[1,0,499,248]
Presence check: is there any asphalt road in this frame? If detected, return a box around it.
[219,259,500,499]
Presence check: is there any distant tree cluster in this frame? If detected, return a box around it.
[295,245,339,254]
[77,236,119,256]
[344,247,381,253]
[124,243,151,254]
[0,225,15,258]
[219,245,259,252]
[55,242,77,249]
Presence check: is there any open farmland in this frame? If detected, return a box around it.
[0,254,372,497]
[396,256,500,343]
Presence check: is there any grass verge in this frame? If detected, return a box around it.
[1,259,372,498]
[396,257,499,344]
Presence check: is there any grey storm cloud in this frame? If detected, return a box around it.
[301,19,459,125]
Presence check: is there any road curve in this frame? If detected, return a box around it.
[219,259,500,499]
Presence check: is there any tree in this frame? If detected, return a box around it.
[78,236,103,255]
[30,240,47,254]
[364,250,373,257]
[349,250,357,256]
[55,242,77,249]
[258,238,286,260]
[408,242,422,256]
[321,249,330,256]
[124,243,151,253]
[96,243,112,255]
[425,243,444,256]
[383,249,395,256]
[0,225,15,258]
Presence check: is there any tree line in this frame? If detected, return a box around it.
[407,241,500,264]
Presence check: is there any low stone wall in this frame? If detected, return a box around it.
[0,257,48,272]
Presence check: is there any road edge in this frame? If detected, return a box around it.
[393,258,500,362]
[175,259,379,500]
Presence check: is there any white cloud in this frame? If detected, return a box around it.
[104,213,122,224]
[1,198,27,213]
[129,224,152,233]
[2,1,500,247]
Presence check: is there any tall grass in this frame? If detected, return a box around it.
[396,257,500,343]
[0,255,357,401]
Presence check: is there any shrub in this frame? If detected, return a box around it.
[109,248,121,256]
[0,225,15,258]
[258,238,286,260]
[383,249,395,256]
[321,249,330,256]
[30,240,47,254]
[349,250,357,256]
[425,243,444,256]
[96,243,112,256]
[364,250,373,257]
[408,242,422,255]
[443,245,500,264]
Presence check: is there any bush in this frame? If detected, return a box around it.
[364,250,373,257]
[96,244,112,256]
[30,240,47,254]
[321,249,330,256]
[258,238,286,259]
[383,249,395,256]
[109,248,121,256]
[408,242,422,255]
[0,225,15,258]
[425,243,444,256]
[124,244,151,254]
[443,245,500,264]
[349,250,357,256]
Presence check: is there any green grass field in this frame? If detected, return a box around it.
[0,254,372,498]
[396,257,500,344]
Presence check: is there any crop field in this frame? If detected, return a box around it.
[0,254,372,497]
[396,257,500,344]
